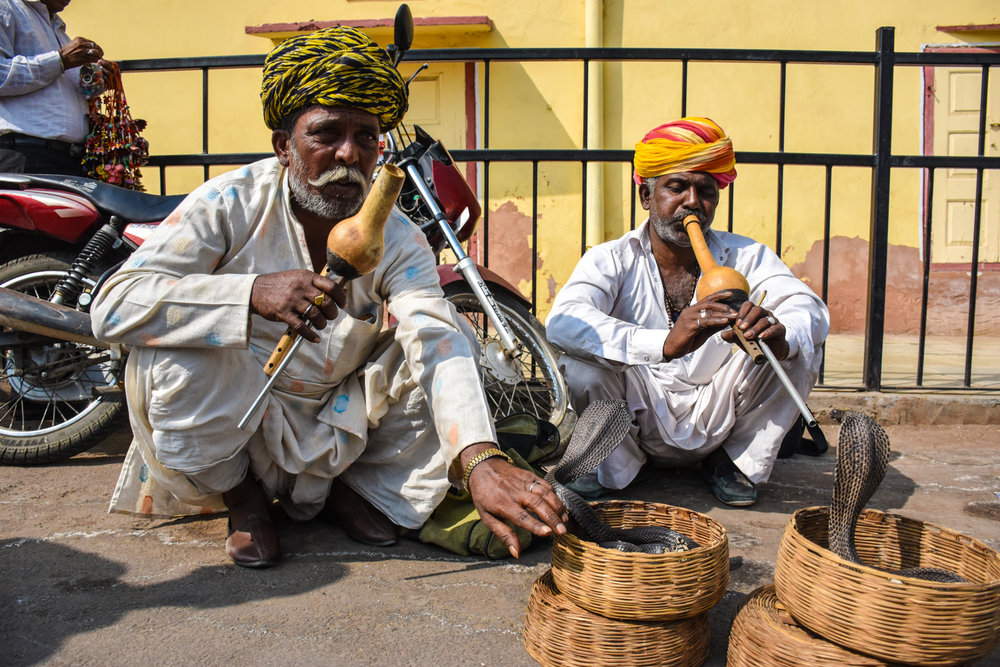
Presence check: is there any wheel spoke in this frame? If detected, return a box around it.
[0,392,24,429]
[446,290,564,427]
[0,262,123,440]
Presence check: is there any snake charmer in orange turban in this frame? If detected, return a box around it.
[632,117,737,189]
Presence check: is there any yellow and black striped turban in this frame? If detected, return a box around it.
[260,26,408,131]
[633,117,737,189]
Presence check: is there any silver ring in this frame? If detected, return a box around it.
[699,309,707,319]
[528,481,541,494]
[766,315,777,326]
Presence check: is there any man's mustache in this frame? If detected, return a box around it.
[308,165,368,188]
[671,210,703,226]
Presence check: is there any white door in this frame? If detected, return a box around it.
[929,63,1000,264]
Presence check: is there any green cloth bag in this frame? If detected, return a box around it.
[418,414,560,559]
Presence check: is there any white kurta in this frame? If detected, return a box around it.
[91,157,496,527]
[545,220,830,487]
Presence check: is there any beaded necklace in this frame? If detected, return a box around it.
[663,268,699,324]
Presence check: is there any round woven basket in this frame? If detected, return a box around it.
[774,506,1000,666]
[522,569,710,667]
[728,584,898,666]
[550,500,728,621]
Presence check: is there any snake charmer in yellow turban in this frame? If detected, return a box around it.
[632,117,737,189]
[260,26,408,132]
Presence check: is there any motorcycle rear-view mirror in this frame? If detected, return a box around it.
[389,4,414,65]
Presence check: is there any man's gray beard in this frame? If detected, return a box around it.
[650,210,705,247]
[287,154,370,221]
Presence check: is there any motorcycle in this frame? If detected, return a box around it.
[0,180,182,464]
[0,7,570,465]
[383,4,569,443]
[382,123,569,442]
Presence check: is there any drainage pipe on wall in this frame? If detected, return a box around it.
[585,0,604,249]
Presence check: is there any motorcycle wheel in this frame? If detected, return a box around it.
[443,283,572,437]
[0,252,126,465]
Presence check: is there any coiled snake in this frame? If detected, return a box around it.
[830,410,965,583]
[545,399,699,554]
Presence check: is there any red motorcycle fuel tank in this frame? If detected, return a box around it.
[430,150,481,244]
[0,188,100,244]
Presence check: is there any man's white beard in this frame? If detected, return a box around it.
[287,147,370,220]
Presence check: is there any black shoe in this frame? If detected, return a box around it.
[700,449,757,507]
[778,415,829,458]
[777,416,803,459]
[564,471,607,499]
[320,478,399,547]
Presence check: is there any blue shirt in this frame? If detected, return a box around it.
[0,0,89,142]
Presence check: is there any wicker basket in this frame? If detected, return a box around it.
[728,584,899,666]
[550,500,728,621]
[774,506,1000,666]
[523,569,710,667]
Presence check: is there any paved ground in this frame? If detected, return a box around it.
[2,406,999,666]
[822,333,1000,389]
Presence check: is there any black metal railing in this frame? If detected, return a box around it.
[120,27,1000,392]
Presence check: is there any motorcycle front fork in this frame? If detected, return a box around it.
[396,160,520,356]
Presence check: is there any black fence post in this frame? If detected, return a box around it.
[863,27,895,391]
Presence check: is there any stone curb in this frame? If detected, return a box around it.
[808,390,1000,426]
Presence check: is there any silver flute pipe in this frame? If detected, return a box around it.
[758,339,818,429]
[238,334,306,430]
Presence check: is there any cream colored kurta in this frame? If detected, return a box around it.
[545,220,830,487]
[91,157,496,526]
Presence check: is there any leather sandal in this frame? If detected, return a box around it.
[223,476,280,568]
[320,477,398,547]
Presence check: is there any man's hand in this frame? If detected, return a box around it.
[59,37,104,70]
[661,290,738,360]
[250,270,346,343]
[721,301,790,360]
[460,442,568,558]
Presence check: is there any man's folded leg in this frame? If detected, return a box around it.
[222,473,280,567]
[126,346,284,566]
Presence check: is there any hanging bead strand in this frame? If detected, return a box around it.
[81,61,149,191]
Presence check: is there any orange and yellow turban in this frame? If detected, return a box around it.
[632,117,737,189]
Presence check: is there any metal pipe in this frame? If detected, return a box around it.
[863,26,895,391]
[238,335,305,430]
[585,0,604,250]
[758,339,818,428]
[0,286,107,348]
[398,160,519,352]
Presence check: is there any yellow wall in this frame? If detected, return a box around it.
[63,1,999,316]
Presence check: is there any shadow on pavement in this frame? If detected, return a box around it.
[1,538,349,666]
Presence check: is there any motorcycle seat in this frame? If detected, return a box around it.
[0,173,186,223]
